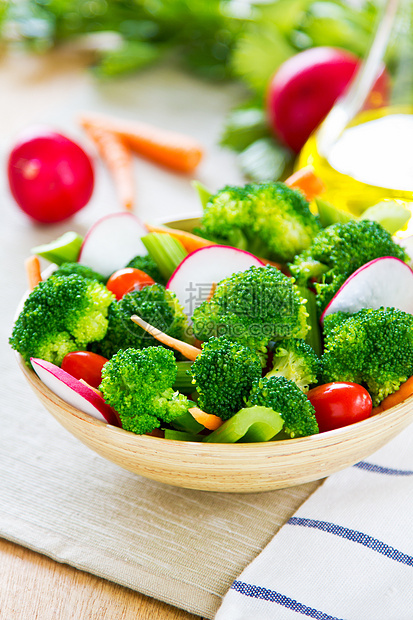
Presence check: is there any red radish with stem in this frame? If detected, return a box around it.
[266,47,388,153]
[8,127,94,223]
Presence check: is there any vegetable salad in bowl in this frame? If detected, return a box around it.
[10,172,413,491]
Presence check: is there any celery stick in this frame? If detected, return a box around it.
[170,409,204,434]
[191,180,212,209]
[297,286,322,357]
[164,429,201,442]
[141,232,187,280]
[173,361,194,393]
[203,406,283,443]
[32,231,83,265]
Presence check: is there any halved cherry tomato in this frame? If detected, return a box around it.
[307,382,372,433]
[61,351,108,389]
[106,268,155,300]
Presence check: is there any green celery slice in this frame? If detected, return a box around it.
[203,406,283,443]
[141,232,187,281]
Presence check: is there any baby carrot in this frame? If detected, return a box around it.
[80,112,203,173]
[373,376,413,413]
[25,256,42,290]
[81,122,134,211]
[145,222,216,253]
[188,407,223,431]
[130,315,202,361]
[284,166,325,201]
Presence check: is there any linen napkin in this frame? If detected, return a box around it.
[215,421,413,620]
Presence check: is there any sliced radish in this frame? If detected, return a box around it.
[166,245,264,317]
[321,256,413,322]
[31,358,120,426]
[78,212,148,277]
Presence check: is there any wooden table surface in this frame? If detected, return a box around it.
[0,48,202,620]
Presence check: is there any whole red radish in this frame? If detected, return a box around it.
[266,47,361,153]
[7,127,94,223]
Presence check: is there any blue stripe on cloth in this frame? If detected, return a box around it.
[231,581,345,620]
[353,461,413,476]
[288,518,413,566]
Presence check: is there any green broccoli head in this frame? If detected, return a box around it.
[100,347,191,434]
[289,220,408,313]
[194,182,321,263]
[52,262,107,284]
[266,338,320,392]
[192,265,309,364]
[246,375,319,438]
[190,336,262,420]
[321,307,413,407]
[126,254,166,285]
[95,283,190,359]
[10,274,114,365]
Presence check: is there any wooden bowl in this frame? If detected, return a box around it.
[15,217,413,493]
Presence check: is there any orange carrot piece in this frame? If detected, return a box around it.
[285,166,325,201]
[374,376,413,413]
[206,282,217,303]
[188,407,223,431]
[79,378,102,396]
[145,222,216,253]
[81,122,134,211]
[80,112,203,173]
[130,315,202,361]
[25,256,42,290]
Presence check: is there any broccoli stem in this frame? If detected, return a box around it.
[173,361,194,393]
[141,232,187,280]
[297,286,322,357]
[203,406,283,443]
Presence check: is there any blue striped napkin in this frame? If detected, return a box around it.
[215,422,413,620]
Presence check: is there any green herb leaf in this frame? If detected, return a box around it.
[238,137,292,182]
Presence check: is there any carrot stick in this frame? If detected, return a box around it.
[145,222,216,253]
[25,256,42,290]
[80,112,203,173]
[285,166,325,201]
[144,223,284,270]
[206,282,217,303]
[188,407,223,431]
[81,122,135,211]
[373,376,413,413]
[130,315,202,361]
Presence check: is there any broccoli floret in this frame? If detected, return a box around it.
[192,265,308,365]
[289,220,408,313]
[100,347,191,434]
[53,262,107,284]
[321,307,413,407]
[95,283,190,359]
[194,182,321,263]
[126,254,166,285]
[246,375,319,438]
[266,338,320,392]
[190,336,262,420]
[10,274,114,365]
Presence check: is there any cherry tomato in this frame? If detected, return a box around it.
[307,382,372,433]
[61,351,108,389]
[106,268,155,300]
